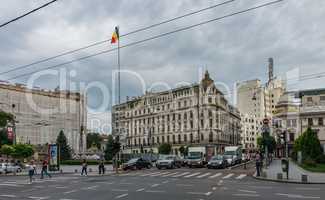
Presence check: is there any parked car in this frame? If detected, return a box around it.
[0,163,22,174]
[187,155,205,168]
[223,155,235,166]
[207,155,227,169]
[122,158,152,170]
[156,155,182,169]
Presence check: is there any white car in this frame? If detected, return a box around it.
[0,163,22,174]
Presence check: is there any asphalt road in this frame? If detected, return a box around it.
[0,167,324,200]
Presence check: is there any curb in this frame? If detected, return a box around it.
[252,174,325,184]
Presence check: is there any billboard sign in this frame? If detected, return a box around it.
[7,127,14,141]
[48,144,58,167]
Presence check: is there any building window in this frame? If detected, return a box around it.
[307,97,313,102]
[162,136,165,143]
[289,133,295,142]
[308,118,313,126]
[178,102,181,108]
[184,100,187,107]
[157,137,160,144]
[178,135,181,144]
[190,133,193,143]
[209,119,212,128]
[209,132,213,142]
[172,135,175,144]
[318,118,323,126]
[184,134,187,142]
[167,135,170,143]
[320,96,325,101]
[208,97,212,103]
[201,134,204,141]
[201,120,204,128]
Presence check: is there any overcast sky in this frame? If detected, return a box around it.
[0,0,324,134]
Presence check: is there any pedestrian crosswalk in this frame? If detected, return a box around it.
[120,171,248,180]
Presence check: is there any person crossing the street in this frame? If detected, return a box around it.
[28,160,36,184]
[98,160,105,175]
[81,159,88,176]
[41,160,52,179]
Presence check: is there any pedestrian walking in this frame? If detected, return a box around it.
[28,160,36,184]
[255,151,262,177]
[81,159,88,176]
[40,160,52,179]
[98,160,105,175]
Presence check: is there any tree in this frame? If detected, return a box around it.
[158,143,172,154]
[56,130,72,161]
[104,135,121,161]
[0,111,14,147]
[0,144,14,158]
[257,135,276,153]
[179,146,185,156]
[12,144,34,158]
[294,127,322,161]
[86,133,102,150]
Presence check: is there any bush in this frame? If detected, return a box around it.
[303,158,317,167]
[60,160,112,165]
[316,155,325,164]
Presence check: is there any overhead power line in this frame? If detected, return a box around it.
[0,0,236,76]
[5,0,285,81]
[0,0,58,28]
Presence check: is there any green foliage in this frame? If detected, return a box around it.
[257,135,276,153]
[0,144,15,157]
[179,146,185,156]
[104,135,121,161]
[0,111,14,147]
[158,143,172,155]
[86,132,102,149]
[316,155,325,164]
[11,144,34,158]
[0,111,14,128]
[303,158,317,168]
[294,127,322,162]
[56,130,72,161]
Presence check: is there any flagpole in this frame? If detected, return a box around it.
[118,26,121,104]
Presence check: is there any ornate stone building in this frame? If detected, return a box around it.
[112,71,241,155]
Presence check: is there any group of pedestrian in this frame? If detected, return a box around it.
[28,160,52,184]
[80,159,106,176]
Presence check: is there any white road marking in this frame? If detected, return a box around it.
[232,194,260,197]
[162,180,169,184]
[0,183,20,187]
[176,184,194,187]
[151,184,160,187]
[238,189,257,194]
[145,190,165,193]
[209,173,222,179]
[115,194,128,199]
[296,187,321,191]
[0,195,16,198]
[112,189,129,192]
[187,192,212,196]
[172,172,190,177]
[236,174,247,179]
[248,186,273,189]
[140,172,161,177]
[276,193,320,199]
[152,172,170,177]
[64,190,78,194]
[28,196,49,200]
[136,188,145,192]
[184,172,201,178]
[197,173,211,178]
[222,173,234,179]
[162,172,179,177]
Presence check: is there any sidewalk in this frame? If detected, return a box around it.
[254,159,325,184]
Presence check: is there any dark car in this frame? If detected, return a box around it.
[122,158,152,170]
[207,155,227,169]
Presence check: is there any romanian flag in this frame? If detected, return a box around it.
[111,26,119,44]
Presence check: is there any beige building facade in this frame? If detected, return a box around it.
[112,71,241,155]
[0,82,87,153]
